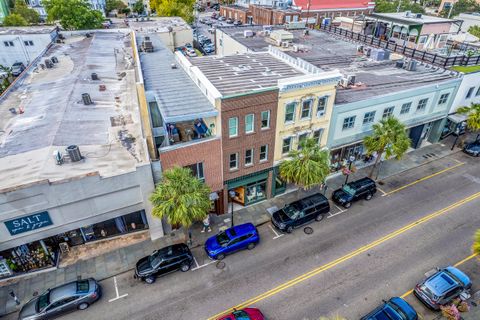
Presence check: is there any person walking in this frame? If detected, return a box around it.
[201,214,212,233]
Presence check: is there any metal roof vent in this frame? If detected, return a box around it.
[91,73,99,80]
[45,59,53,68]
[171,63,177,69]
[51,56,59,63]
[82,93,92,105]
[66,145,83,162]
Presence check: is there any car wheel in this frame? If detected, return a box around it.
[247,242,256,250]
[344,202,351,208]
[180,263,190,272]
[315,214,324,222]
[144,276,156,284]
[365,193,373,200]
[286,226,293,233]
[78,302,89,310]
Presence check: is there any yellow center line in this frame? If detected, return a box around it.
[383,162,465,196]
[400,252,479,299]
[207,191,480,320]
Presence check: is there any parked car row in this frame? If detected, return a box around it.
[362,266,472,319]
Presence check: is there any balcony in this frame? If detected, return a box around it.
[156,118,217,151]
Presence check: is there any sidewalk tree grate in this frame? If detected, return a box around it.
[216,261,226,269]
[304,227,313,235]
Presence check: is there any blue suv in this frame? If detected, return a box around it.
[205,223,259,260]
[361,297,417,320]
[414,266,471,310]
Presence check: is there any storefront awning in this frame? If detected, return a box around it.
[447,113,467,123]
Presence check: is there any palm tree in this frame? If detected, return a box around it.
[149,166,212,243]
[364,116,411,178]
[457,103,480,141]
[473,229,480,256]
[279,137,330,190]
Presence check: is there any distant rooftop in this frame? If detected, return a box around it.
[369,12,457,25]
[189,51,305,96]
[293,0,374,10]
[0,31,148,193]
[218,26,459,103]
[0,26,57,35]
[138,33,218,122]
[128,17,191,34]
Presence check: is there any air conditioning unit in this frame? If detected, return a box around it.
[293,45,299,52]
[406,60,417,71]
[416,13,422,19]
[340,78,349,87]
[347,75,356,86]
[281,41,290,48]
[405,10,412,17]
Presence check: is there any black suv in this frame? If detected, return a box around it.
[272,193,330,233]
[332,177,376,208]
[134,243,193,284]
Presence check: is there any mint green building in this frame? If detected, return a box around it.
[0,0,9,24]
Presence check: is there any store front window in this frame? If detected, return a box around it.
[81,211,148,242]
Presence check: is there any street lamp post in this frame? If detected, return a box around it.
[451,128,460,150]
[344,155,356,185]
[229,190,237,228]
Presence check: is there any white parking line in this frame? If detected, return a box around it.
[327,205,347,219]
[377,187,387,196]
[269,224,284,239]
[191,258,216,271]
[108,276,128,302]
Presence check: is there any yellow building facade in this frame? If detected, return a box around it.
[274,72,342,165]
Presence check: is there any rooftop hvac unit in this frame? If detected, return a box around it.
[406,60,417,71]
[244,30,254,37]
[82,93,92,105]
[347,75,356,86]
[51,56,59,63]
[45,59,53,68]
[405,11,411,17]
[416,13,422,19]
[293,45,299,52]
[66,145,83,162]
[282,41,289,48]
[340,78,349,87]
[142,41,153,52]
[363,47,372,57]
[396,60,404,68]
[91,73,99,80]
[357,45,364,53]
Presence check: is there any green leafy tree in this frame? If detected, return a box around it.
[11,0,40,24]
[364,117,411,178]
[43,0,104,30]
[122,7,131,14]
[106,0,126,13]
[440,0,480,18]
[133,0,144,14]
[149,166,212,241]
[374,0,425,13]
[0,64,14,94]
[3,13,28,26]
[279,138,331,190]
[150,0,195,23]
[457,103,480,140]
[468,25,480,39]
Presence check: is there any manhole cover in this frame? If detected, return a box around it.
[304,227,314,234]
[216,261,226,269]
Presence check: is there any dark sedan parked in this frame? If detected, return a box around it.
[463,139,480,157]
[134,243,193,284]
[18,279,101,320]
[271,193,330,233]
[332,177,376,208]
[360,297,417,320]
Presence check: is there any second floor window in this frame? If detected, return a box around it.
[301,99,312,119]
[400,102,411,115]
[298,133,308,149]
[417,98,428,111]
[342,116,356,130]
[317,96,328,117]
[285,103,295,123]
[185,163,204,182]
[282,137,292,154]
[259,145,268,162]
[229,117,238,137]
[245,149,253,166]
[229,153,238,170]
[24,40,34,46]
[245,114,254,133]
[438,93,449,105]
[313,129,324,145]
[261,110,270,129]
[382,107,394,119]
[4,41,14,47]
[363,111,376,124]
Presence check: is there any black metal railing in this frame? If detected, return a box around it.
[318,24,480,68]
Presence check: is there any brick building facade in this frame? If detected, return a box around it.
[219,5,250,24]
[250,5,301,25]
[221,90,279,207]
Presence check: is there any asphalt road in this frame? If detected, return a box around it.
[8,152,480,320]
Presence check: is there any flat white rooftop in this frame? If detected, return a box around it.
[128,17,191,33]
[0,31,148,193]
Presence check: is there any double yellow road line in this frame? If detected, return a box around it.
[208,191,480,320]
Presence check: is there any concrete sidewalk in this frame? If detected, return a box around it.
[0,140,463,316]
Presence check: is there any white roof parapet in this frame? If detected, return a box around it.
[268,45,322,75]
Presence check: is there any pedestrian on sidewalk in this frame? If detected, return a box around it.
[201,214,212,233]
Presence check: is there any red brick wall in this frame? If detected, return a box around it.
[221,90,278,182]
[219,6,249,23]
[159,138,223,192]
[250,5,273,25]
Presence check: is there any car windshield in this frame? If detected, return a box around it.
[342,185,356,195]
[232,310,250,320]
[421,284,439,301]
[216,231,230,245]
[388,302,407,320]
[283,206,301,219]
[76,280,89,294]
[36,291,50,312]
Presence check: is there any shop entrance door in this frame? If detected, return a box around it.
[409,124,425,149]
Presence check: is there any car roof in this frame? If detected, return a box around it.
[425,269,459,295]
[156,243,189,257]
[228,223,255,237]
[292,193,328,210]
[351,177,375,188]
[49,280,83,303]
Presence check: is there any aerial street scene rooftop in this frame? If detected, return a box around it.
[0,0,480,319]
